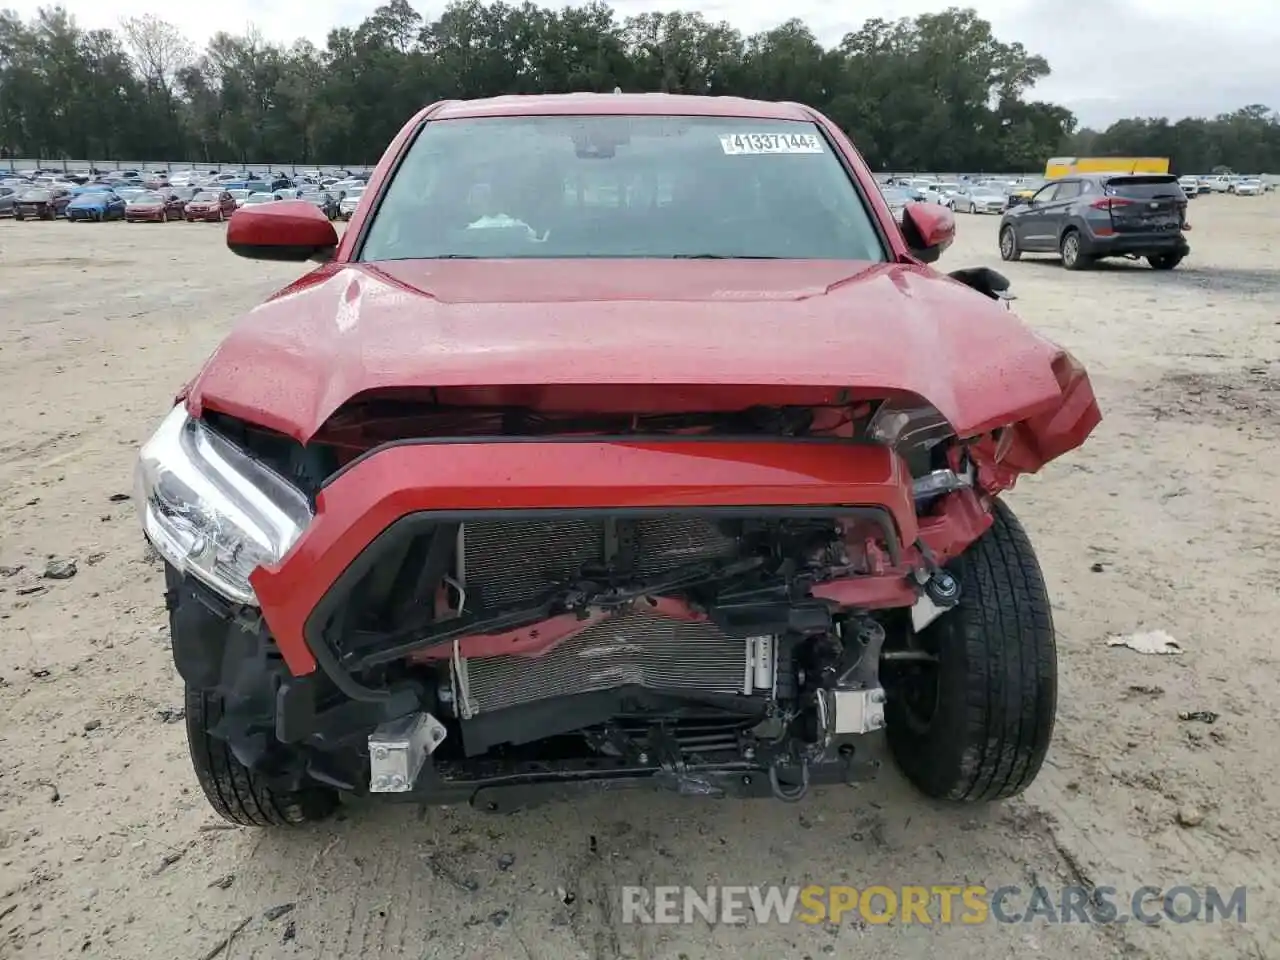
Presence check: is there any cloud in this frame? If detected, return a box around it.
[9,0,1277,126]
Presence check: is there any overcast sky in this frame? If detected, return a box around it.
[12,0,1279,127]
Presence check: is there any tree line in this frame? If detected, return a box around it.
[1,2,1276,173]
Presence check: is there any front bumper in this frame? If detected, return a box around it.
[249,439,989,679]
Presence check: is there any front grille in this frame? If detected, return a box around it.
[460,515,738,609]
[458,608,748,715]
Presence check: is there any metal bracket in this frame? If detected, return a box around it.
[368,712,447,793]
[824,687,886,735]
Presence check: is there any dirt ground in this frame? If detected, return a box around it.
[1,195,1277,960]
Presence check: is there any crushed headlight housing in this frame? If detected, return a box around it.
[134,405,313,605]
[865,400,954,455]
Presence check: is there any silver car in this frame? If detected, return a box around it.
[955,185,1009,214]
[879,186,914,223]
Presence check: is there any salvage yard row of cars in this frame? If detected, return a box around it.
[0,167,371,222]
[876,171,1272,219]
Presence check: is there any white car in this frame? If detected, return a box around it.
[1177,176,1200,196]
[1233,179,1262,196]
[917,184,956,209]
[1203,175,1234,193]
[227,189,252,208]
[338,185,365,220]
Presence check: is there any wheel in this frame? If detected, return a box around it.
[185,684,338,826]
[15,214,23,221]
[967,202,976,214]
[1060,229,1089,270]
[217,209,224,222]
[998,224,1021,261]
[160,210,167,223]
[1148,253,1184,270]
[885,499,1056,802]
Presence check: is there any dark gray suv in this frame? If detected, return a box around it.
[998,174,1190,271]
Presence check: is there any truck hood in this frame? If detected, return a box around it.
[185,259,1090,444]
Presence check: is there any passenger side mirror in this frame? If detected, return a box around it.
[900,202,955,264]
[227,199,339,263]
[947,266,1011,301]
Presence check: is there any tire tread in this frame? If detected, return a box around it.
[887,499,1056,802]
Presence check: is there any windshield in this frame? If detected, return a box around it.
[972,188,1004,198]
[344,187,365,199]
[192,192,217,201]
[245,194,273,203]
[20,190,50,201]
[880,188,912,203]
[133,191,162,202]
[360,115,886,261]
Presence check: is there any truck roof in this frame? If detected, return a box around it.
[430,93,817,121]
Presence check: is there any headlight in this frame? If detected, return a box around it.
[134,405,313,605]
[865,400,954,455]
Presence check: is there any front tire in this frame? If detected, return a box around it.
[885,500,1056,802]
[185,685,339,826]
[998,224,1021,261]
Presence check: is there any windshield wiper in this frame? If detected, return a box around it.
[669,254,784,260]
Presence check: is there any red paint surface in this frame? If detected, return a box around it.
[185,257,1094,449]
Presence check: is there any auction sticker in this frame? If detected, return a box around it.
[719,132,823,155]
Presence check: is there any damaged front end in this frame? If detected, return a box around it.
[144,381,1097,813]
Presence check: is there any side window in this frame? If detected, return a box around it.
[1032,183,1059,203]
[1055,181,1082,201]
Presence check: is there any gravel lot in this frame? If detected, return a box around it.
[1,196,1277,960]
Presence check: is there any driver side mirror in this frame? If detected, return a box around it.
[900,202,955,264]
[227,199,339,262]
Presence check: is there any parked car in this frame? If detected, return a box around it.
[125,190,182,222]
[877,186,913,223]
[241,192,277,207]
[337,185,365,219]
[136,96,1101,827]
[0,186,17,217]
[184,190,237,222]
[999,173,1189,270]
[917,184,956,209]
[1203,175,1234,193]
[1233,178,1262,196]
[1006,179,1046,207]
[14,187,71,219]
[955,185,1008,214]
[299,188,340,219]
[66,190,126,222]
[228,189,252,208]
